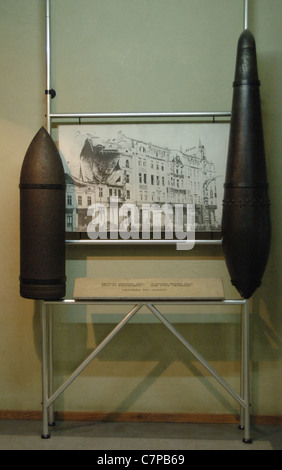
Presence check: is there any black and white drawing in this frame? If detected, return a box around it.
[59,123,229,235]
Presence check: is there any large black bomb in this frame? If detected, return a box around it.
[221,29,271,299]
[20,127,66,300]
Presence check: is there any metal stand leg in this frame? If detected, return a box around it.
[239,302,245,430]
[242,299,252,443]
[48,305,55,427]
[41,300,50,439]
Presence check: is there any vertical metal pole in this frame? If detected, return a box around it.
[239,302,245,430]
[48,305,55,426]
[242,299,252,443]
[43,0,52,435]
[46,0,51,133]
[242,0,252,440]
[41,301,50,439]
[244,0,249,29]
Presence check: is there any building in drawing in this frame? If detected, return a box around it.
[65,130,220,233]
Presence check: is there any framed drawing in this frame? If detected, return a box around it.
[59,122,229,240]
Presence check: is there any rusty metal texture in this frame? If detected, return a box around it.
[222,29,271,299]
[20,127,66,300]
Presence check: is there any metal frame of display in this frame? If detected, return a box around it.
[41,298,251,442]
[41,0,253,444]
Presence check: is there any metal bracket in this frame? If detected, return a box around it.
[45,89,56,99]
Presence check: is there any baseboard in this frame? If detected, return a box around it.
[0,410,282,425]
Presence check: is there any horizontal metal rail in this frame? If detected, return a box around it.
[50,111,231,120]
[65,239,222,246]
[45,299,245,306]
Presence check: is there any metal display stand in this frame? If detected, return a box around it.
[41,0,253,443]
[41,297,251,442]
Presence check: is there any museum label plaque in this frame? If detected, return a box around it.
[73,278,224,300]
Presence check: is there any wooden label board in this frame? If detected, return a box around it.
[73,278,224,300]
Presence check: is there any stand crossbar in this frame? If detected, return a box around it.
[40,298,252,443]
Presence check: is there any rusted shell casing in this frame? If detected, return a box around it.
[20,127,66,300]
[222,29,271,299]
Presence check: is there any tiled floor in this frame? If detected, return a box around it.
[0,420,280,450]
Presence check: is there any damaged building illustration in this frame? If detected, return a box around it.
[61,126,224,234]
